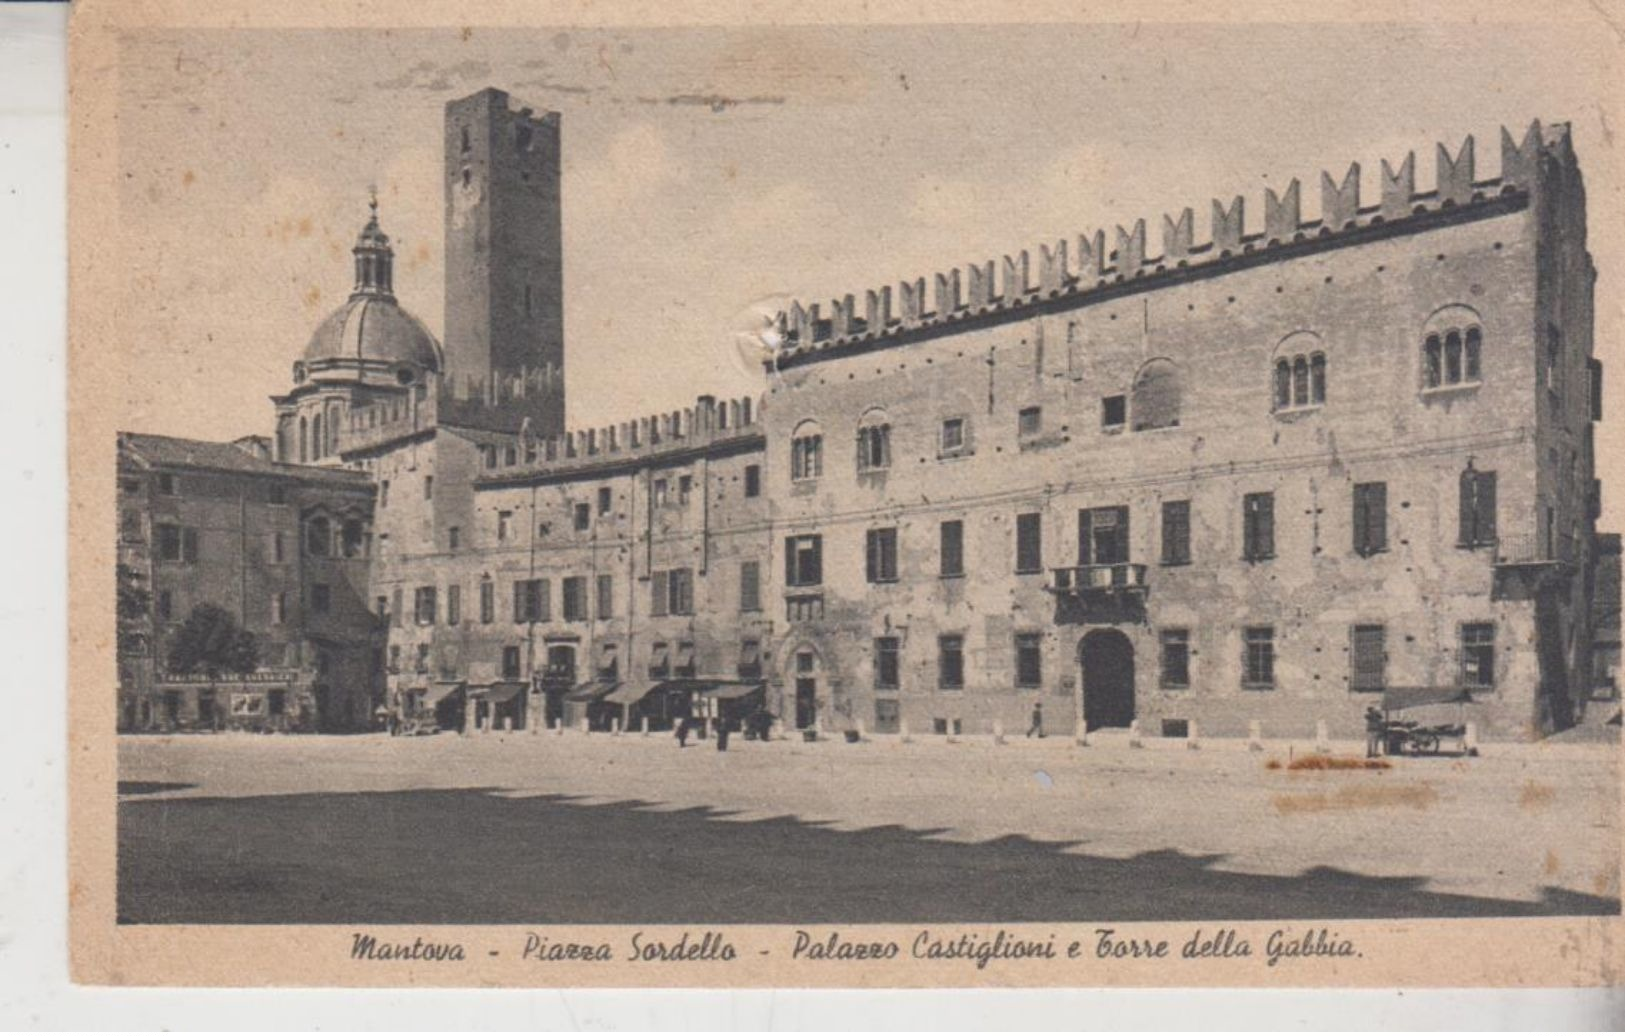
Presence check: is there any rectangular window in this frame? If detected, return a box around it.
[874,636,900,690]
[1350,624,1386,691]
[448,526,461,551]
[866,527,899,583]
[1079,506,1130,566]
[674,640,696,678]
[596,574,613,620]
[120,509,143,543]
[1015,512,1043,574]
[940,520,965,578]
[744,464,761,498]
[311,583,332,615]
[785,534,823,587]
[513,578,549,622]
[1243,626,1275,689]
[648,640,671,679]
[447,584,461,626]
[1018,406,1042,438]
[1014,632,1043,688]
[937,635,965,690]
[677,474,693,506]
[502,646,522,680]
[156,523,182,562]
[857,424,890,471]
[597,486,612,515]
[156,473,177,496]
[940,417,966,454]
[1353,482,1388,556]
[562,576,588,621]
[1460,622,1496,688]
[380,480,390,507]
[1160,629,1190,689]
[573,502,590,531]
[1101,395,1126,429]
[1243,492,1275,561]
[414,643,431,673]
[413,586,436,625]
[652,478,669,507]
[497,510,513,542]
[597,642,619,681]
[389,644,400,672]
[375,595,388,622]
[423,475,433,500]
[480,581,494,623]
[391,588,402,628]
[1161,500,1191,566]
[739,560,761,613]
[670,568,694,616]
[1458,469,1497,548]
[270,592,286,626]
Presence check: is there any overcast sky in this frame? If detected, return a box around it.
[114,22,1624,523]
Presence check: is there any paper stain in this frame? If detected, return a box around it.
[1545,849,1561,876]
[1033,769,1053,790]
[1519,780,1557,812]
[302,285,322,309]
[180,169,195,187]
[1272,782,1438,814]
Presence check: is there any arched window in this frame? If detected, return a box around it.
[1272,332,1326,412]
[1131,358,1182,430]
[856,409,891,471]
[298,416,308,463]
[1421,305,1484,391]
[341,518,365,558]
[306,516,331,557]
[312,414,323,459]
[791,420,824,481]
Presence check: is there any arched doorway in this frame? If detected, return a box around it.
[1079,629,1135,731]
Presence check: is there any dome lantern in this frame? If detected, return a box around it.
[351,190,394,299]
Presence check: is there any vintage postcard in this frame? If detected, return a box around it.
[69,0,1625,989]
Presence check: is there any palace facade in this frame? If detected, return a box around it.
[117,87,1611,740]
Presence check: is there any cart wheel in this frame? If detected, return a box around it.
[1416,733,1439,755]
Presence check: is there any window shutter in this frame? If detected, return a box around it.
[785,539,797,585]
[1459,469,1475,545]
[865,530,878,582]
[808,537,822,585]
[182,527,199,563]
[1078,509,1093,565]
[651,571,668,616]
[1114,506,1130,562]
[1369,482,1387,552]
[537,579,551,621]
[1259,495,1274,556]
[1353,485,1370,554]
[1477,472,1496,544]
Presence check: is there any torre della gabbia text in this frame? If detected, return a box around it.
[116,87,1614,742]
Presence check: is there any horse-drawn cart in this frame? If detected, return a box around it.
[1381,686,1476,756]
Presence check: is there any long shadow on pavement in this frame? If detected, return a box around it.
[118,787,1619,925]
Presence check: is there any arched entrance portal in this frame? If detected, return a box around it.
[1079,629,1135,731]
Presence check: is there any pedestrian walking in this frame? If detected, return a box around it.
[1365,706,1385,758]
[676,717,690,748]
[1026,701,1044,739]
[716,722,730,752]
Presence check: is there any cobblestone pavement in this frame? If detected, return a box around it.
[118,731,1619,924]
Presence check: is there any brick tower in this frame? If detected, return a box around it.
[443,88,565,434]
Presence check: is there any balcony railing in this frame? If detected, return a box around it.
[1048,563,1150,594]
[1490,532,1577,568]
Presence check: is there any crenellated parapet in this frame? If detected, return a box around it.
[474,394,764,485]
[772,122,1568,364]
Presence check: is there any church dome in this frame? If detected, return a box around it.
[300,198,443,373]
[303,295,443,371]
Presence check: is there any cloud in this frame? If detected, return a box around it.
[513,75,596,97]
[374,59,492,92]
[635,93,786,113]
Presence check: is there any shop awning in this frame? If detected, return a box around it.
[422,681,464,706]
[470,681,527,704]
[1382,685,1475,712]
[566,679,618,703]
[697,682,766,701]
[605,680,661,706]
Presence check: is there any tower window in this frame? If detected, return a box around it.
[460,126,471,153]
[462,168,471,188]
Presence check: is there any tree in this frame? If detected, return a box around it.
[165,603,259,677]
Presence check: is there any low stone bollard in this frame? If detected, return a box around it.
[503,717,513,733]
[1464,721,1480,756]
[1186,720,1200,750]
[640,716,650,737]
[992,719,1005,745]
[898,719,911,744]
[1247,719,1264,752]
[1314,719,1330,754]
[611,717,622,736]
[1128,719,1143,749]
